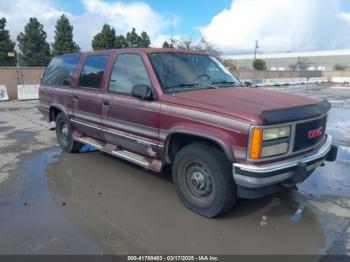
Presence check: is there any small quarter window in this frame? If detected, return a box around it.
[42,54,81,86]
[79,55,109,89]
[108,54,151,94]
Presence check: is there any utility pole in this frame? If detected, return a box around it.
[253,40,259,87]
[254,40,259,60]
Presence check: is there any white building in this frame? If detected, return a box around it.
[225,49,350,71]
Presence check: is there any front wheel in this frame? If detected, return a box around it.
[55,113,82,153]
[172,143,237,217]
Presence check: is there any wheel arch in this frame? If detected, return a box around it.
[164,129,235,163]
[49,104,69,123]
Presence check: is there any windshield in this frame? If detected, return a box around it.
[149,52,241,93]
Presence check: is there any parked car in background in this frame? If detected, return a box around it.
[39,48,338,217]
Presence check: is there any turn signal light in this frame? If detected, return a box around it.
[250,128,263,159]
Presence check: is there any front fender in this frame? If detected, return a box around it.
[163,123,248,162]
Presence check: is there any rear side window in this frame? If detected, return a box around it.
[79,55,109,89]
[108,54,151,94]
[42,54,81,86]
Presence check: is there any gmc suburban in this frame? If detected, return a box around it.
[39,48,338,217]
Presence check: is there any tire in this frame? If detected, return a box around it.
[55,113,82,153]
[172,143,237,218]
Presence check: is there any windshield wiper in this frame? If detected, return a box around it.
[204,85,218,89]
[211,80,239,85]
[165,82,198,90]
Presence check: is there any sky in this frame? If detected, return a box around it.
[1,0,350,55]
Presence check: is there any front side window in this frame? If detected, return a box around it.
[149,53,240,93]
[108,54,151,94]
[42,54,81,86]
[79,55,109,89]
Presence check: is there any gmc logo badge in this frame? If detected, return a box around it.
[308,127,323,139]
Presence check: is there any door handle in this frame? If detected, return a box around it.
[103,99,110,106]
[73,94,78,101]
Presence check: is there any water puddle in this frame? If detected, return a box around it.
[0,148,102,254]
[298,146,350,199]
[0,125,14,133]
[327,108,350,147]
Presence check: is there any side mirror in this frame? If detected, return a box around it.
[131,85,153,100]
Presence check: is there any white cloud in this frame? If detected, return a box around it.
[152,34,172,47]
[341,12,350,25]
[0,0,174,51]
[200,0,350,54]
[2,0,350,54]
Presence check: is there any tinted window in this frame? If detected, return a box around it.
[79,55,109,89]
[42,54,81,86]
[108,54,151,94]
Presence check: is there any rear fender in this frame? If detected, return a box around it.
[49,104,74,131]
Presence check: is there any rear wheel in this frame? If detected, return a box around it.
[56,113,81,153]
[172,143,237,217]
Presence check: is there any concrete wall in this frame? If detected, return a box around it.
[322,70,350,78]
[0,67,45,100]
[233,70,350,81]
[233,70,323,80]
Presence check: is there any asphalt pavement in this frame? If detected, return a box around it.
[0,84,349,256]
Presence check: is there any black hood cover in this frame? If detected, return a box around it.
[261,100,331,125]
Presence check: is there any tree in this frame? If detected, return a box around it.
[288,63,298,71]
[290,57,309,71]
[162,41,170,48]
[92,24,116,50]
[0,17,16,66]
[221,59,237,72]
[115,35,127,48]
[170,37,192,50]
[126,28,139,48]
[92,26,152,49]
[196,37,219,55]
[253,59,267,70]
[137,31,150,48]
[52,14,80,56]
[17,18,51,66]
[162,40,173,48]
[170,37,221,57]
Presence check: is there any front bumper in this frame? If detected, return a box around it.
[233,135,337,196]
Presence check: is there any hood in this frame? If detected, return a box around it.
[164,87,320,124]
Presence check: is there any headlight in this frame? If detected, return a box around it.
[263,126,291,140]
[261,142,289,158]
[249,125,291,160]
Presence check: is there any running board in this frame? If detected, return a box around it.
[74,136,162,172]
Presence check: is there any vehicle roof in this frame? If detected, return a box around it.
[60,48,210,57]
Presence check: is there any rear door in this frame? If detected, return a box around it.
[102,53,161,157]
[72,54,110,140]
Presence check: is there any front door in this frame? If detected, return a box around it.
[102,53,160,158]
[72,54,110,140]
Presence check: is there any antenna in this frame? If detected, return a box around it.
[171,16,175,96]
[171,16,174,45]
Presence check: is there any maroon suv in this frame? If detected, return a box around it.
[39,48,337,217]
